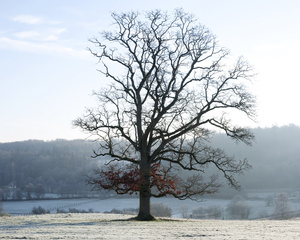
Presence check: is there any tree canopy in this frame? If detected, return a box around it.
[74,9,256,220]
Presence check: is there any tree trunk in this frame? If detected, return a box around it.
[137,189,154,221]
[136,159,154,221]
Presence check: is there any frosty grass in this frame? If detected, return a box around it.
[1,213,300,239]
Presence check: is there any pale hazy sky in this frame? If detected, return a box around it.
[1,0,300,142]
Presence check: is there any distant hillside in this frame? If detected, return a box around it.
[1,125,300,200]
[210,125,300,190]
[0,139,99,200]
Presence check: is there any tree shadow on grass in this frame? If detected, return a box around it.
[106,216,187,222]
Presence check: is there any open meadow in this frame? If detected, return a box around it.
[1,213,300,239]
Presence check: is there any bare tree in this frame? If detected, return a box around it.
[179,205,189,218]
[227,195,251,219]
[74,9,255,220]
[274,193,291,219]
[0,191,2,214]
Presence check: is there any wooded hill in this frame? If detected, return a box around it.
[215,125,300,190]
[0,139,99,200]
[0,125,300,200]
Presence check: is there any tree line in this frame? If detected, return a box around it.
[210,124,300,191]
[0,139,101,200]
[1,125,300,200]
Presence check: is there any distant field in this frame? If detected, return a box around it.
[2,195,286,219]
[1,213,300,239]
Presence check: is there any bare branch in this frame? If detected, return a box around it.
[75,9,256,214]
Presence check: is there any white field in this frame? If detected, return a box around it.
[1,213,300,239]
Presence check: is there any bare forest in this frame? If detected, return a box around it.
[1,125,300,201]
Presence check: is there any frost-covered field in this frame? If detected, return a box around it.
[1,213,300,239]
[1,196,281,218]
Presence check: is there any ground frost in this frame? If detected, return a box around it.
[1,214,300,239]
